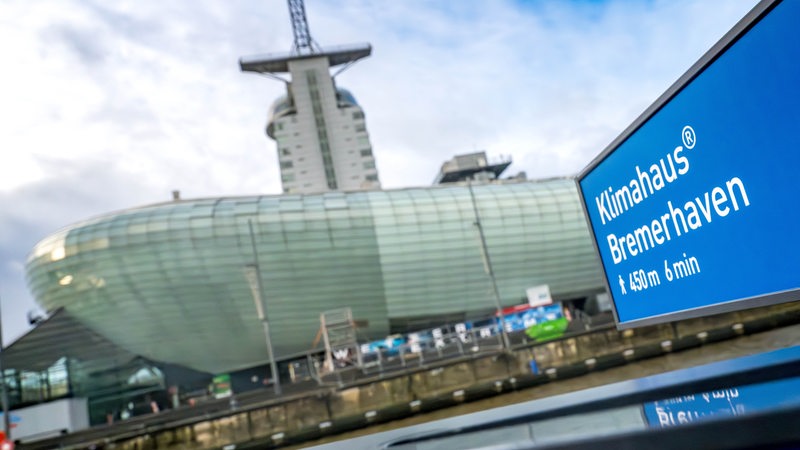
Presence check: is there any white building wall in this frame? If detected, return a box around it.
[268,56,381,194]
[327,104,380,191]
[8,398,89,442]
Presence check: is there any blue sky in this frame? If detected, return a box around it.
[0,0,758,343]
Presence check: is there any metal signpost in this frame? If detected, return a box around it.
[246,220,282,396]
[468,182,512,350]
[0,297,9,440]
[576,0,800,328]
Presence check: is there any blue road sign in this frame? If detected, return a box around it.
[643,375,800,428]
[577,0,800,327]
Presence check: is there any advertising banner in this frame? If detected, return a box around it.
[212,374,232,399]
[577,0,800,327]
[526,284,553,307]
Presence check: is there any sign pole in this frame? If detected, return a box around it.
[247,220,282,396]
[0,296,10,438]
[468,183,511,350]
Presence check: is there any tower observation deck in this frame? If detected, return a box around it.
[240,43,372,75]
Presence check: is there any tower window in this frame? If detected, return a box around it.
[280,160,294,169]
[360,149,372,157]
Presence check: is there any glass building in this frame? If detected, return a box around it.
[25,179,604,375]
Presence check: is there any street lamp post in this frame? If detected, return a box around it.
[246,220,282,396]
[0,296,10,438]
[467,183,512,351]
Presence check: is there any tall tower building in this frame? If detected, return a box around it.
[240,1,380,194]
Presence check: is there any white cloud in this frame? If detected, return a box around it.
[0,0,758,342]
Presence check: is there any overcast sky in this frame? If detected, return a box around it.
[0,0,758,343]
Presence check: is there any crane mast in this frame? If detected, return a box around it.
[287,0,321,55]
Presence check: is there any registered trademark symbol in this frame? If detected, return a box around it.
[682,125,696,149]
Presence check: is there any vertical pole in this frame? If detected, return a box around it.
[248,220,282,396]
[468,183,511,351]
[0,296,10,438]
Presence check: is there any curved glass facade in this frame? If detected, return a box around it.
[335,88,358,107]
[267,95,294,122]
[25,179,603,373]
[267,87,358,124]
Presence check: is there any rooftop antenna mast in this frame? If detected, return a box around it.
[288,0,322,55]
